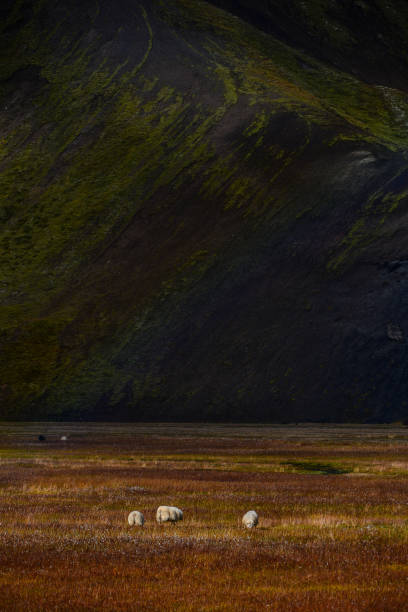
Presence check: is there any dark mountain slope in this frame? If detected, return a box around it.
[1,0,408,421]
[209,0,408,91]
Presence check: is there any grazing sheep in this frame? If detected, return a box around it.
[242,510,258,529]
[128,510,145,527]
[156,506,183,524]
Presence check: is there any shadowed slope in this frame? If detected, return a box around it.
[1,0,408,420]
[209,0,408,91]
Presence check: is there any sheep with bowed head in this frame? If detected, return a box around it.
[156,506,183,524]
[242,510,258,529]
[128,510,145,527]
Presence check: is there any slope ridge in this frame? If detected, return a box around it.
[209,0,408,91]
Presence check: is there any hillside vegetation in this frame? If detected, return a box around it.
[2,0,408,420]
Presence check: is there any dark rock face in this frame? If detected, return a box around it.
[1,0,408,422]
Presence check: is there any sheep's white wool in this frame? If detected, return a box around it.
[242,510,258,528]
[156,506,183,523]
[128,510,145,526]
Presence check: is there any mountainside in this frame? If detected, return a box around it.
[209,0,408,91]
[1,0,408,421]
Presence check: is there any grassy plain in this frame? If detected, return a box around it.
[0,423,407,611]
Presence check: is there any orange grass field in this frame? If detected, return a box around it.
[0,423,407,611]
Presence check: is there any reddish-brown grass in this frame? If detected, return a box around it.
[0,423,407,611]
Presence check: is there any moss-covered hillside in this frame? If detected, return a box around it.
[1,0,408,421]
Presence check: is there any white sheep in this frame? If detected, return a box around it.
[128,510,145,527]
[156,506,183,524]
[242,510,258,529]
